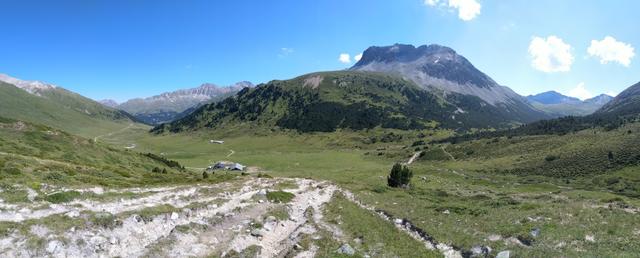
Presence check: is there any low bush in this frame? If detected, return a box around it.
[45,191,81,203]
[266,191,295,203]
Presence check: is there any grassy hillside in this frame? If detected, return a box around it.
[0,81,138,138]
[0,116,208,188]
[152,71,541,134]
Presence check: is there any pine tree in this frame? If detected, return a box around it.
[387,163,412,188]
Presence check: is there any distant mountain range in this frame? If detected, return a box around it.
[0,74,136,138]
[114,82,254,125]
[153,43,565,134]
[526,91,613,117]
[99,99,119,108]
[350,43,549,124]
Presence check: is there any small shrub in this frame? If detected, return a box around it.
[411,140,425,147]
[371,185,387,193]
[266,191,295,203]
[202,171,209,179]
[256,173,273,178]
[91,212,118,228]
[4,167,21,175]
[544,155,558,162]
[387,163,413,188]
[45,191,81,203]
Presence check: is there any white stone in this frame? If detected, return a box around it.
[46,240,63,254]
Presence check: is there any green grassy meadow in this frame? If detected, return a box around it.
[93,121,640,256]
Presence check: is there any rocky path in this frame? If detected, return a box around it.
[0,178,343,258]
[93,123,134,143]
[0,176,463,257]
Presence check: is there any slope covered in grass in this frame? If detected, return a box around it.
[0,116,200,187]
[0,81,137,138]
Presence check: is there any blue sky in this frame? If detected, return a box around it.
[0,0,638,102]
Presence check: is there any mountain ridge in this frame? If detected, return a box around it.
[349,43,548,124]
[117,81,253,124]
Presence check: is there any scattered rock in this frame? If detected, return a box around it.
[530,227,540,238]
[394,218,403,225]
[585,234,595,243]
[46,240,63,254]
[336,243,355,256]
[109,236,118,245]
[293,243,303,250]
[443,210,450,214]
[250,229,263,237]
[470,245,492,257]
[487,234,502,242]
[265,216,277,223]
[170,212,179,220]
[64,210,79,218]
[29,225,50,238]
[496,250,510,258]
[263,222,276,231]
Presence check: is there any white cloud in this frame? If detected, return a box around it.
[448,0,481,21]
[528,36,574,73]
[423,0,481,21]
[587,36,635,66]
[338,53,351,64]
[566,82,593,100]
[354,53,363,62]
[424,0,439,6]
[606,91,618,97]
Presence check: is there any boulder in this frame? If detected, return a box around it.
[470,245,492,257]
[496,250,510,258]
[337,243,355,256]
[250,229,264,237]
[530,227,540,238]
[46,240,63,254]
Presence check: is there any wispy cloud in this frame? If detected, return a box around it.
[528,36,574,73]
[424,0,481,21]
[588,36,635,66]
[278,47,294,58]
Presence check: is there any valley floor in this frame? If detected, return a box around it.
[3,122,640,257]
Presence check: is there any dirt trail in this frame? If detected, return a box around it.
[93,123,134,143]
[404,152,421,165]
[442,146,455,161]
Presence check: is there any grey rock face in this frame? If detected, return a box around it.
[350,44,523,105]
[349,43,548,124]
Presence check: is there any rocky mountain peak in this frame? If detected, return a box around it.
[98,99,119,108]
[0,73,57,95]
